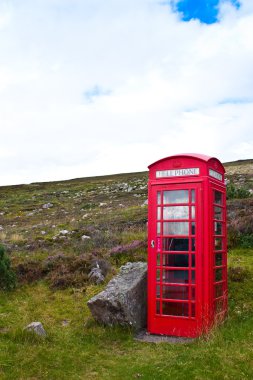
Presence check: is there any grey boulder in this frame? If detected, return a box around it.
[87,262,147,330]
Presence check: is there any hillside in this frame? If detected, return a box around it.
[0,159,253,379]
[0,160,252,267]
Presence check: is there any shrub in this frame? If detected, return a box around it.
[227,182,251,200]
[239,234,253,248]
[0,245,16,290]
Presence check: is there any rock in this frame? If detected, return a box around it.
[88,267,105,284]
[42,203,53,209]
[41,231,46,235]
[59,230,69,235]
[90,259,111,277]
[141,199,148,207]
[81,234,91,241]
[0,226,3,230]
[87,262,147,330]
[24,322,46,337]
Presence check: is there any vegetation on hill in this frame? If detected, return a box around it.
[0,159,252,379]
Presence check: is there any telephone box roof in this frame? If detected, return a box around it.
[148,153,224,169]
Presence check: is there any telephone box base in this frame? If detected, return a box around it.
[135,330,196,344]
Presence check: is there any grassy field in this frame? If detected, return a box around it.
[0,248,252,380]
[0,161,253,379]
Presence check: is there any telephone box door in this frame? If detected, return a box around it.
[148,183,203,337]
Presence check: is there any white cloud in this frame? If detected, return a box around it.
[0,0,252,185]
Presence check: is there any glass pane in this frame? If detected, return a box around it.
[162,269,189,284]
[163,190,188,204]
[163,206,189,220]
[191,206,195,219]
[157,207,161,220]
[191,287,196,300]
[215,268,223,282]
[157,192,161,205]
[214,191,222,205]
[192,238,195,251]
[157,222,161,235]
[156,285,160,298]
[156,254,160,266]
[162,285,189,300]
[215,238,223,250]
[214,222,222,235]
[191,190,196,203]
[215,284,223,298]
[191,222,196,235]
[215,253,222,266]
[214,206,222,220]
[191,303,196,317]
[162,302,189,316]
[163,222,189,235]
[162,254,189,267]
[156,269,161,281]
[163,238,189,251]
[156,301,160,314]
[191,270,195,284]
[192,254,195,267]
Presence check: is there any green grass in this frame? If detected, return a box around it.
[0,248,253,380]
[0,160,252,379]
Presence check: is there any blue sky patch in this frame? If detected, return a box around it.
[84,85,112,103]
[168,0,241,24]
[218,97,252,105]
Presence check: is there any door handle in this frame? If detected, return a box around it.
[151,240,155,248]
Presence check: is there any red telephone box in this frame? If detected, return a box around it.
[147,154,227,338]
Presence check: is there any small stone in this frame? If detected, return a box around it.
[24,322,46,337]
[81,234,91,241]
[0,226,3,230]
[88,267,105,284]
[59,230,69,235]
[42,203,53,209]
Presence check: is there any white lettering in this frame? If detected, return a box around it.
[156,168,200,178]
[209,169,222,181]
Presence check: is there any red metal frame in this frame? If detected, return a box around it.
[147,154,227,338]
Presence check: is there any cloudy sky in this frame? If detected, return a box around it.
[0,0,253,186]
